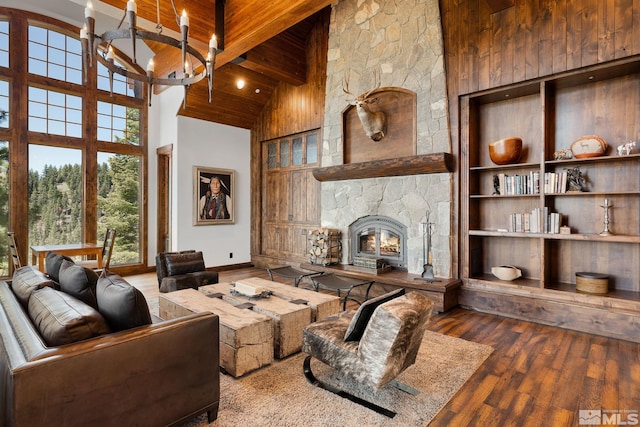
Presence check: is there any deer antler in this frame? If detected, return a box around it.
[342,72,356,98]
[362,68,381,99]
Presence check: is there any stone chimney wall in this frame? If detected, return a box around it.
[320,0,453,276]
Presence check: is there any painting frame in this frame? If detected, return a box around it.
[194,166,235,225]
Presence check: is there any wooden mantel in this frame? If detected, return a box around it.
[312,153,455,182]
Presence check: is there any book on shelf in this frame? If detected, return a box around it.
[508,207,563,233]
[496,171,540,195]
[543,171,568,193]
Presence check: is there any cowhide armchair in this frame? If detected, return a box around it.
[301,289,434,417]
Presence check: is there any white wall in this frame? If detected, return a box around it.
[149,88,251,268]
[173,116,251,267]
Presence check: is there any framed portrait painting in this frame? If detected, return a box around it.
[194,166,235,225]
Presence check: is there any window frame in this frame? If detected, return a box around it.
[0,8,148,277]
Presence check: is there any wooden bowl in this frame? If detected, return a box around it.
[491,266,522,281]
[489,137,523,165]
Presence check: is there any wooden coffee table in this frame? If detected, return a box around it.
[159,288,274,377]
[200,282,313,359]
[237,277,341,321]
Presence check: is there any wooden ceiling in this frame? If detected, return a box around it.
[100,0,333,128]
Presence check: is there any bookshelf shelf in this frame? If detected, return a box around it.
[460,57,640,333]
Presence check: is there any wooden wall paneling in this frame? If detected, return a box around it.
[613,0,634,59]
[581,0,600,66]
[566,0,583,70]
[512,0,528,82]
[551,0,568,75]
[597,0,615,62]
[538,0,555,77]
[477,2,492,91]
[251,9,329,267]
[523,0,540,81]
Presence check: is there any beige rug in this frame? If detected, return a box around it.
[183,331,493,427]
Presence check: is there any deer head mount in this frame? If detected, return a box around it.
[343,70,387,142]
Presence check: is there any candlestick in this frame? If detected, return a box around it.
[127,0,137,13]
[599,197,613,236]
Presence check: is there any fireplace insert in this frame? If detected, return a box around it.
[349,215,407,270]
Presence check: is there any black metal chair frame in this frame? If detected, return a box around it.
[310,273,375,310]
[266,266,321,288]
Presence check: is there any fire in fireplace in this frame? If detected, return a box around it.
[349,215,407,270]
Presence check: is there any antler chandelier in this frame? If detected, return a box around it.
[80,0,220,107]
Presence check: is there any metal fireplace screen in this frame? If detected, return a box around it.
[349,215,407,270]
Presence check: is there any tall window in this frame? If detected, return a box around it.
[0,10,147,274]
[0,21,9,67]
[0,140,8,276]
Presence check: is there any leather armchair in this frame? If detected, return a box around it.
[156,250,219,293]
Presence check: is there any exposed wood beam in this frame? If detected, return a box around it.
[241,32,307,86]
[216,0,333,68]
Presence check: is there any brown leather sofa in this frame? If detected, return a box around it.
[0,260,220,427]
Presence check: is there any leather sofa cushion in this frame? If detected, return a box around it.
[343,288,405,342]
[45,251,74,283]
[164,251,206,277]
[97,273,151,332]
[58,260,99,310]
[12,266,58,307]
[28,287,111,346]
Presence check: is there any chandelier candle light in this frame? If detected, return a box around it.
[80,0,220,107]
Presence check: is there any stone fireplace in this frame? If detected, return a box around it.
[349,215,407,270]
[318,0,453,277]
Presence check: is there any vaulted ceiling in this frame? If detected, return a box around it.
[100,0,333,128]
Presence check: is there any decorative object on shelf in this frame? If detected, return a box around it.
[570,135,608,159]
[599,197,613,236]
[560,225,571,235]
[343,69,387,141]
[492,174,500,195]
[566,166,586,192]
[575,272,609,294]
[491,265,522,281]
[488,137,523,165]
[617,141,637,156]
[553,148,573,160]
[80,0,221,108]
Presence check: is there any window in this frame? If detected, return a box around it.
[97,60,140,98]
[97,101,140,144]
[98,152,141,264]
[0,10,147,275]
[28,26,82,84]
[266,130,319,170]
[0,80,8,129]
[28,146,82,245]
[28,87,82,137]
[280,140,290,167]
[0,21,8,68]
[0,141,8,276]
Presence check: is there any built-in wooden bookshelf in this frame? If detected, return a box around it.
[460,57,640,341]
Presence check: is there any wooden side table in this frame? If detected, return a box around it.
[310,273,375,310]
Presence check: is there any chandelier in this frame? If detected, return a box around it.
[80,0,220,107]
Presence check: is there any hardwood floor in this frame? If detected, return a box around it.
[126,267,640,426]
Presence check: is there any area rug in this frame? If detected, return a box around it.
[183,331,493,427]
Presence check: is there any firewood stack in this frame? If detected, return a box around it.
[307,228,342,266]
